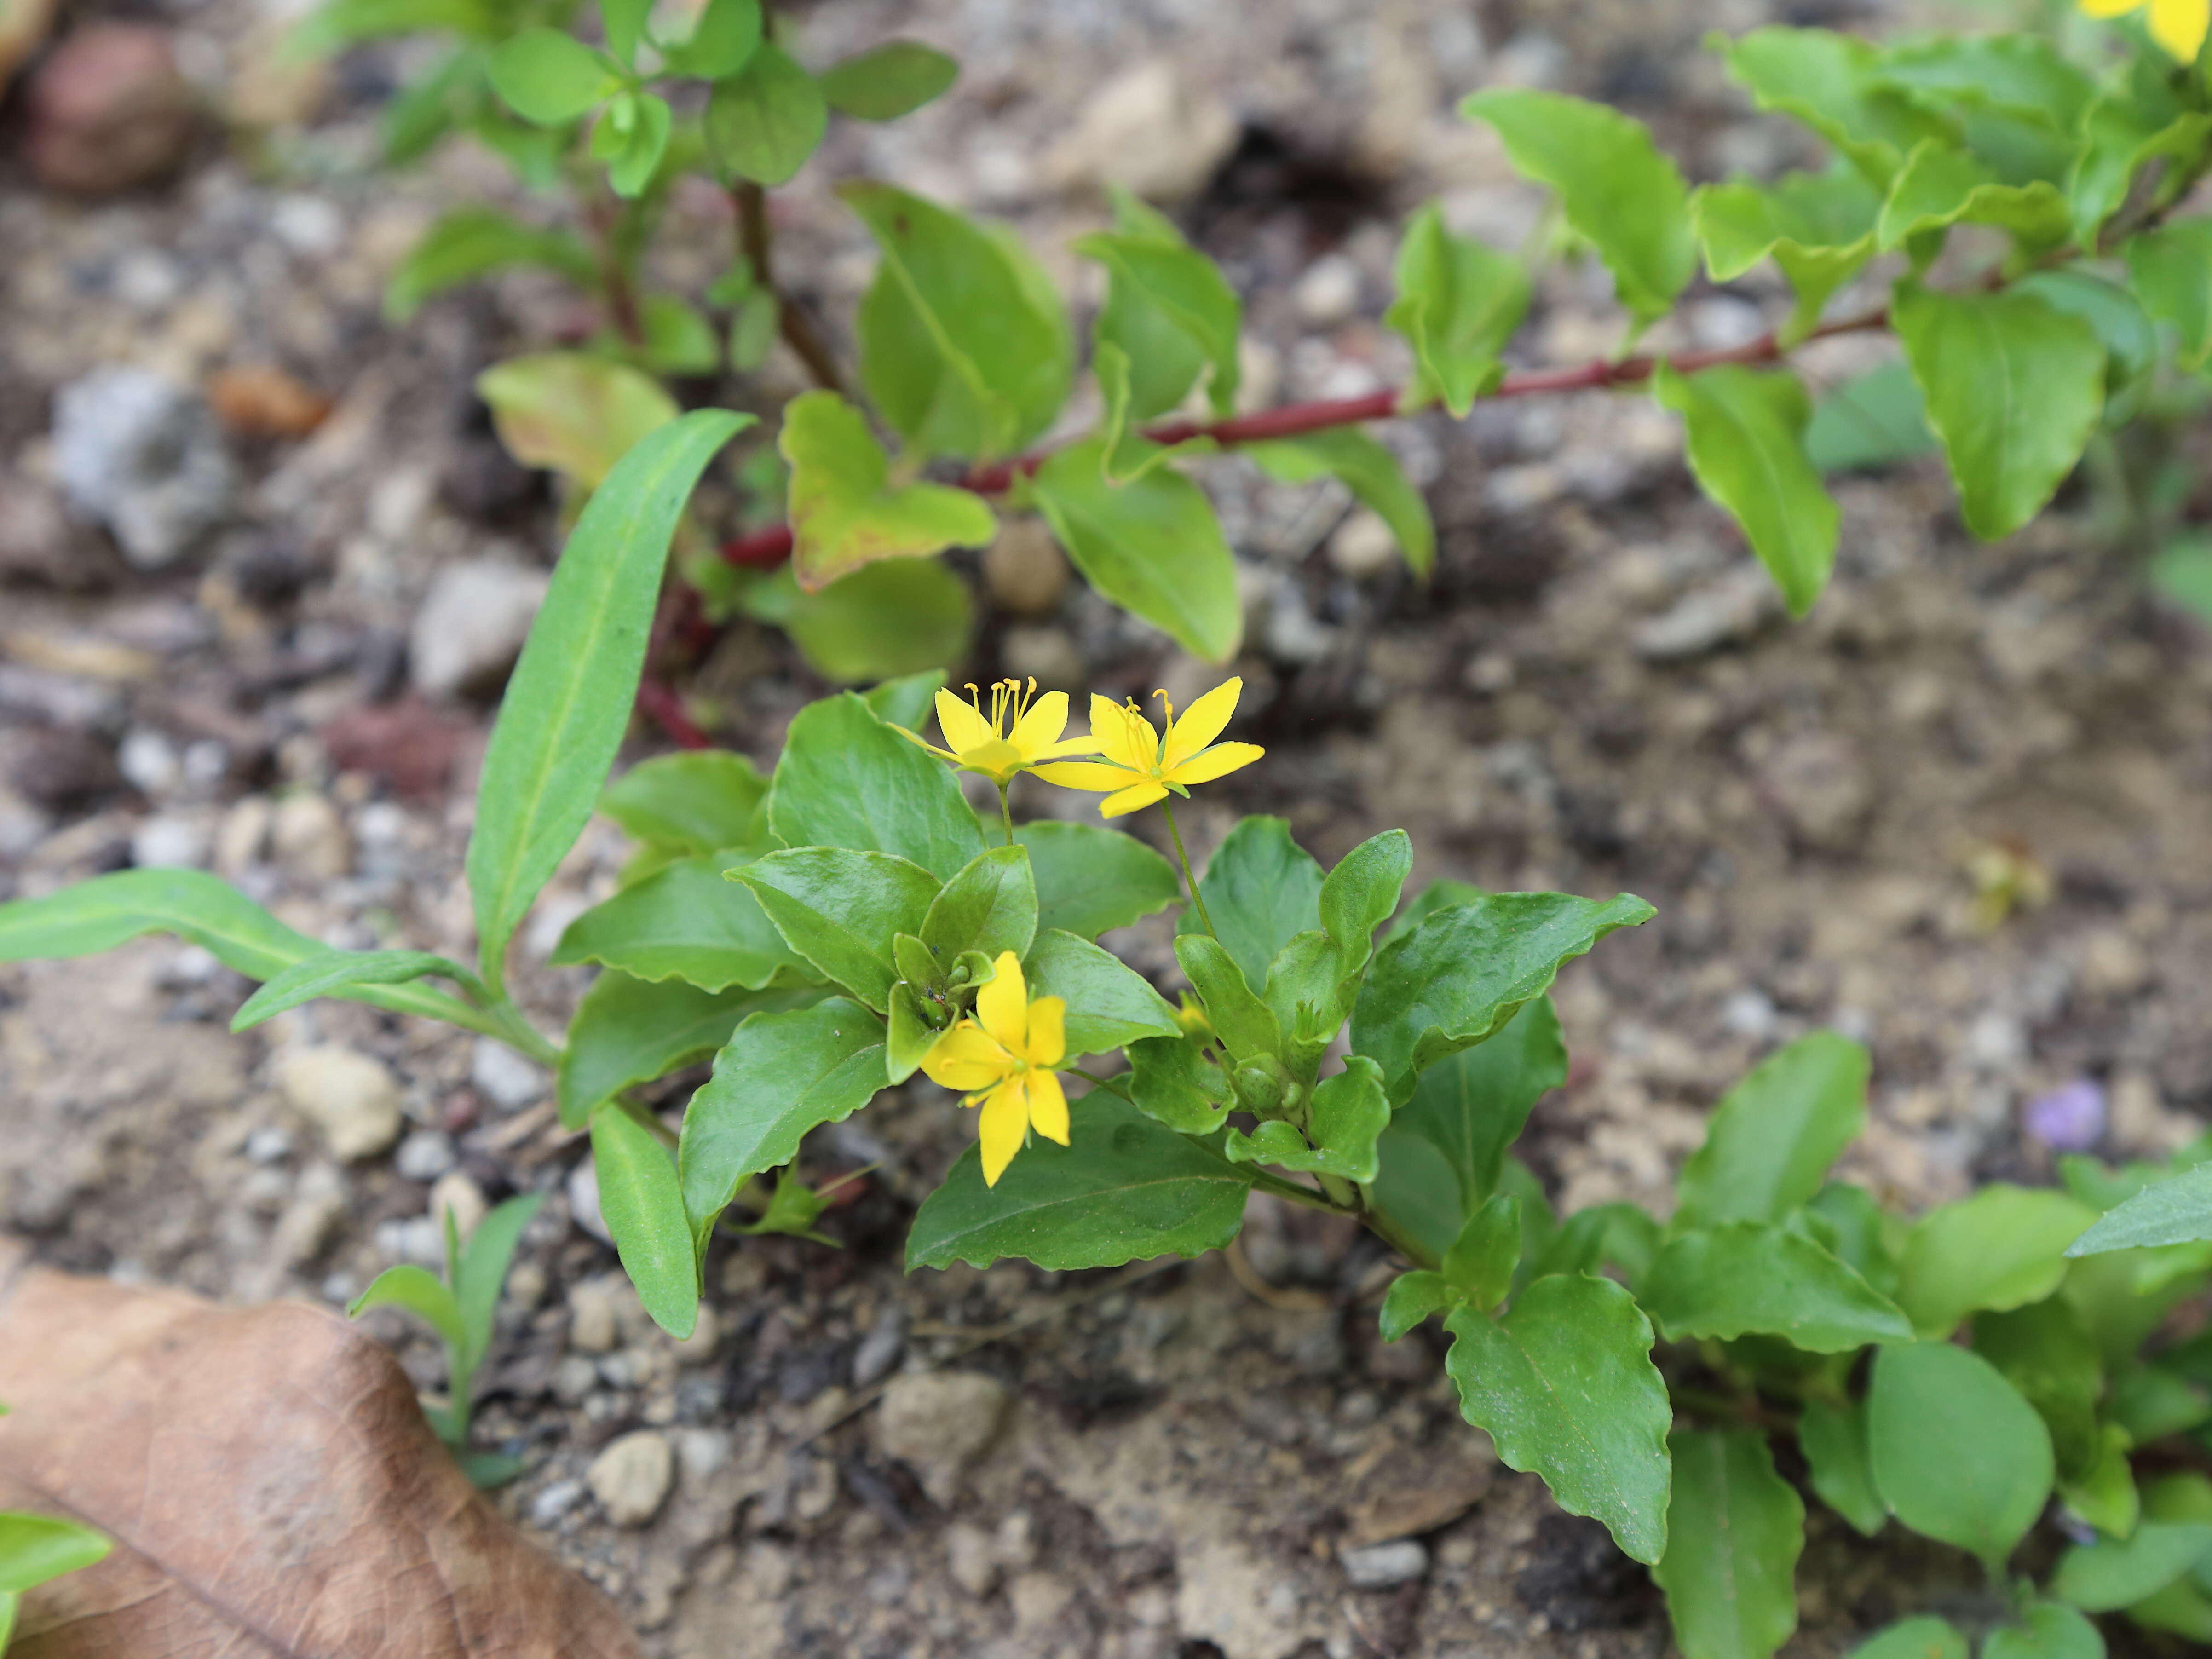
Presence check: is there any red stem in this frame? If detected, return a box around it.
[719,305,1890,571]
[636,677,711,750]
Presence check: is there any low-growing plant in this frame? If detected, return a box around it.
[0,1413,109,1651]
[4,418,2212,1655]
[298,0,2212,711]
[345,1191,545,1486]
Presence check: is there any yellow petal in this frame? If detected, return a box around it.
[1024,996,1067,1068]
[1034,734,1103,759]
[1165,742,1264,787]
[977,1078,1028,1186]
[976,949,1028,1048]
[1162,678,1242,769]
[1101,781,1171,818]
[1009,690,1071,760]
[936,687,993,754]
[1030,759,1139,792]
[2149,0,2207,56]
[1026,1069,1070,1146]
[921,1023,1013,1092]
[1090,696,1159,772]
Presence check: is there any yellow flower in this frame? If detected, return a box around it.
[2081,0,2208,60]
[1031,680,1265,818]
[919,949,1070,1187]
[894,678,1096,788]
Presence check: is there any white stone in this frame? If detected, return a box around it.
[270,791,350,879]
[409,559,548,700]
[588,1430,674,1527]
[1326,510,1401,581]
[566,1157,610,1242]
[568,1275,625,1354]
[1292,254,1361,327]
[1044,60,1238,204]
[471,1037,545,1109]
[428,1170,486,1242]
[117,727,181,796]
[52,367,236,569]
[530,1478,584,1527]
[1339,1538,1429,1589]
[945,1522,1000,1597]
[273,1045,403,1161]
[394,1129,456,1182]
[131,812,212,870]
[874,1371,1009,1503]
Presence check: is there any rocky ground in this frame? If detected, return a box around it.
[6,0,2212,1654]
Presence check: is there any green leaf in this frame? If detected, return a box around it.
[1244,428,1435,577]
[1176,817,1325,992]
[844,180,1073,461]
[2059,1423,2139,1540]
[860,670,946,734]
[1225,1057,1390,1182]
[2069,1163,2212,1256]
[1873,143,2072,254]
[476,352,680,490]
[1675,1031,1868,1231]
[0,868,479,1028]
[1025,927,1182,1057]
[907,1089,1252,1270]
[766,691,985,881]
[590,1105,698,1339]
[1382,202,1530,416]
[1394,996,1565,1213]
[1895,1184,2098,1336]
[2127,220,2212,369]
[2109,1364,2210,1441]
[1175,933,1281,1064]
[1351,891,1656,1106]
[1316,829,1412,973]
[1891,285,2104,543]
[779,391,997,590]
[1523,1202,1660,1290]
[455,1190,545,1371]
[1652,364,1839,618]
[677,997,885,1237]
[1868,1341,2055,1572]
[292,0,498,52]
[734,847,940,1014]
[1029,438,1241,661]
[600,750,768,852]
[1442,1193,1523,1311]
[816,40,957,121]
[1091,343,1215,485]
[1444,1276,1672,1564]
[466,410,748,986]
[553,853,806,992]
[1802,1182,1902,1296]
[0,1513,110,1595]
[1077,226,1243,421]
[922,845,1037,965]
[2012,269,2158,415]
[1844,1619,1968,1659]
[1370,1128,1486,1268]
[634,293,718,374]
[1014,821,1181,940]
[1803,361,1937,475]
[1981,1604,2105,1659]
[599,0,649,68]
[1873,35,2096,133]
[1973,1297,2104,1479]
[557,973,811,1129]
[2055,1523,2212,1613]
[727,286,779,371]
[779,559,974,685]
[886,978,945,1086]
[487,27,615,125]
[1126,1034,1230,1134]
[1799,1398,1887,1537]
[703,41,825,186]
[1653,1428,1803,1659]
[598,92,672,198]
[384,207,597,322]
[1717,28,1959,188]
[232,948,478,1031]
[1644,1222,1912,1351]
[1458,89,1693,326]
[347,1263,466,1355]
[1691,169,1881,342]
[1380,1270,1458,1342]
[657,0,760,78]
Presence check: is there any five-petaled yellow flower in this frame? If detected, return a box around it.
[920,949,1070,1187]
[895,678,1097,788]
[2081,0,2208,61]
[1031,680,1265,818]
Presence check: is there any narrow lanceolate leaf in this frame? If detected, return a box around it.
[1393,997,1566,1212]
[465,410,749,986]
[815,40,958,121]
[346,1265,466,1357]
[1458,89,1693,326]
[1652,364,1839,618]
[1674,1031,1868,1230]
[2065,1163,2212,1257]
[1894,1184,2098,1336]
[1891,286,2103,544]
[1642,1222,1912,1352]
[906,1091,1254,1271]
[590,1106,698,1339]
[1444,1277,1673,1564]
[557,973,816,1130]
[454,1192,545,1372]
[0,869,479,1027]
[1245,428,1436,577]
[779,391,997,591]
[735,848,940,1014]
[1654,1429,1803,1659]
[1177,816,1325,991]
[676,997,885,1239]
[1351,891,1655,1105]
[552,854,806,993]
[1868,1342,2054,1573]
[1382,202,1531,416]
[766,692,985,883]
[1014,822,1181,940]
[1799,1398,1887,1537]
[599,750,767,852]
[0,1513,112,1595]
[231,949,478,1032]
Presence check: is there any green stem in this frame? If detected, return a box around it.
[1160,800,1217,939]
[484,998,563,1070]
[1070,1066,1136,1104]
[997,783,1015,848]
[617,1092,679,1149]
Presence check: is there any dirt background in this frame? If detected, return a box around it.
[6,0,2212,1653]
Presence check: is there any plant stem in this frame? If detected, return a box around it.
[997,783,1015,848]
[1160,801,1217,939]
[485,998,563,1069]
[1070,1066,1136,1104]
[732,181,847,393]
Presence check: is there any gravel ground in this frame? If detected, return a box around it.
[6,0,2212,1653]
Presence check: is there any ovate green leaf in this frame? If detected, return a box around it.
[703,41,825,185]
[2053,1523,2212,1612]
[1675,1031,1868,1230]
[1981,1604,2105,1659]
[1690,169,1879,343]
[779,391,996,591]
[1642,1222,1912,1352]
[476,352,680,490]
[486,27,614,125]
[1382,203,1530,416]
[1844,1619,1968,1659]
[1077,225,1243,421]
[557,973,812,1129]
[590,1104,698,1338]
[780,559,974,685]
[921,845,1038,964]
[1868,1341,2055,1572]
[816,40,958,121]
[2126,220,2212,369]
[1014,821,1181,940]
[734,847,940,1014]
[553,853,806,992]
[1799,1397,1887,1536]
[1717,28,1959,187]
[766,691,985,881]
[1393,996,1566,1212]
[600,750,768,852]
[1176,817,1325,991]
[1653,1429,1803,1659]
[1895,1184,2098,1335]
[0,1514,111,1596]
[1024,927,1182,1057]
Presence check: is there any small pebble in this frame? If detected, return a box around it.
[274,1045,403,1161]
[1340,1538,1429,1589]
[530,1479,584,1528]
[394,1129,457,1183]
[588,1431,674,1527]
[471,1038,545,1109]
